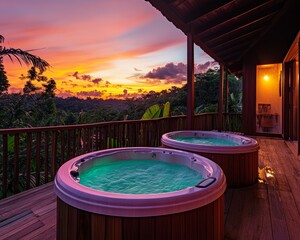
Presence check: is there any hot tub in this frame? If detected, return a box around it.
[54,147,226,240]
[161,131,259,188]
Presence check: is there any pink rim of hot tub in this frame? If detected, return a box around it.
[54,147,226,217]
[161,131,259,154]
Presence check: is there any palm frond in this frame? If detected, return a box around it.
[0,35,4,43]
[0,47,50,72]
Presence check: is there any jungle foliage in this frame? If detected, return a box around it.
[0,68,242,128]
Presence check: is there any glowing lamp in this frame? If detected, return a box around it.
[263,75,269,81]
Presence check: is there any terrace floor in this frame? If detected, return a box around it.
[0,137,300,239]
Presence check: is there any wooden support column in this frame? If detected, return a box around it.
[218,64,224,131]
[225,70,229,113]
[186,33,194,130]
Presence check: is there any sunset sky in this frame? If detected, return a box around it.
[1,0,214,99]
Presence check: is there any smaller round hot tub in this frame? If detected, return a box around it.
[161,131,259,188]
[54,147,226,240]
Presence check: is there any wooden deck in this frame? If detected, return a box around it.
[0,137,300,240]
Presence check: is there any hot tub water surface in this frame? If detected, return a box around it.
[174,137,240,146]
[79,159,204,194]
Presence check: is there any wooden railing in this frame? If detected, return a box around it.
[0,113,241,199]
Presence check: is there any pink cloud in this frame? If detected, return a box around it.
[141,61,217,84]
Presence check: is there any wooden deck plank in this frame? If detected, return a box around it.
[279,190,300,240]
[0,138,300,240]
[24,225,56,240]
[0,213,44,239]
[225,185,273,240]
[268,190,290,240]
[285,141,298,159]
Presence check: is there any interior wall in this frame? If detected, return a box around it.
[256,64,282,134]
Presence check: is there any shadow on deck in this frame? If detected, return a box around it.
[1,138,300,239]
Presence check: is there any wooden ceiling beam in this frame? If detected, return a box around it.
[209,28,264,51]
[173,0,187,8]
[184,0,234,24]
[195,0,279,37]
[215,41,252,57]
[203,13,275,45]
[243,0,299,59]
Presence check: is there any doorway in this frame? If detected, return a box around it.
[256,64,282,134]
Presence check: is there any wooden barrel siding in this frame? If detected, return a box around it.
[199,151,258,188]
[57,195,224,240]
[162,145,258,188]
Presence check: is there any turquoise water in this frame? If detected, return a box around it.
[174,137,239,146]
[79,160,204,194]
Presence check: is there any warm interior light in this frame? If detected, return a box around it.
[263,75,269,81]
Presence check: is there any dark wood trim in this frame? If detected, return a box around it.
[283,60,298,141]
[298,37,300,156]
[218,64,224,131]
[242,63,256,135]
[186,33,195,130]
[283,62,289,140]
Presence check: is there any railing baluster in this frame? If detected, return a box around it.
[67,129,71,161]
[82,128,87,153]
[36,132,41,186]
[2,134,8,198]
[51,130,58,180]
[75,128,80,156]
[44,132,49,183]
[26,132,32,190]
[72,129,76,157]
[101,126,107,149]
[60,130,65,165]
[95,127,99,150]
[87,128,91,152]
[13,133,20,194]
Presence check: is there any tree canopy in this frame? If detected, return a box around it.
[0,34,50,94]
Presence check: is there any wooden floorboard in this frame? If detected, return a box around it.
[0,138,300,240]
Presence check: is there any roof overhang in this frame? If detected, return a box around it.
[146,0,300,73]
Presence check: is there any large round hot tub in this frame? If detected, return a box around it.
[161,131,259,188]
[54,147,226,240]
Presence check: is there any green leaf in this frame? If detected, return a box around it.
[141,104,161,120]
[162,101,170,117]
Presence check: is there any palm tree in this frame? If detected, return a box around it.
[0,34,50,94]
